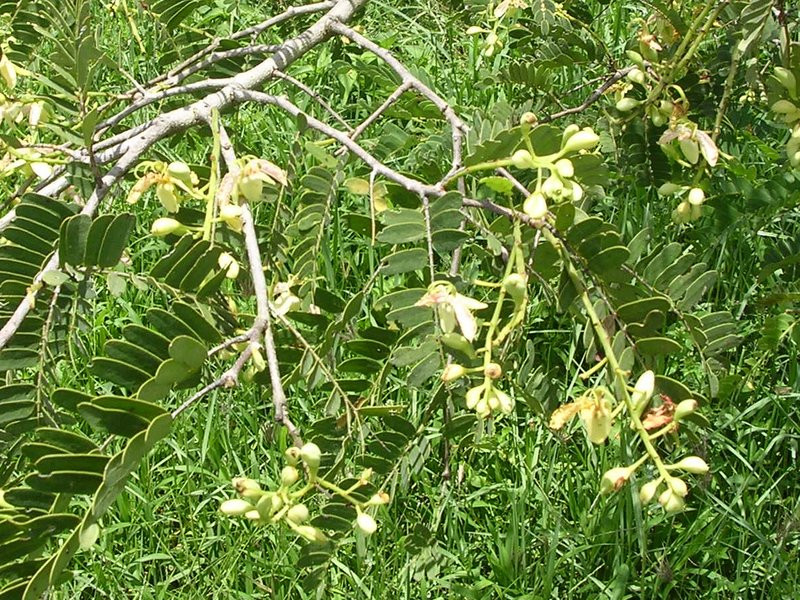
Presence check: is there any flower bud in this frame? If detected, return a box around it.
[616,97,640,112]
[672,456,709,474]
[151,217,186,237]
[600,466,632,494]
[218,252,240,279]
[658,489,686,513]
[219,498,251,516]
[511,149,535,170]
[285,446,301,465]
[300,442,322,471]
[772,99,798,114]
[255,493,274,518]
[496,389,514,415]
[502,273,527,303]
[156,181,179,212]
[0,55,17,89]
[630,370,655,417]
[541,175,563,199]
[232,477,262,500]
[571,182,584,202]
[366,492,390,506]
[554,158,574,179]
[774,67,797,97]
[674,399,698,420]
[523,192,548,219]
[475,397,490,419]
[627,68,646,85]
[280,465,299,487]
[688,187,705,206]
[626,50,645,68]
[465,384,484,410]
[287,503,310,524]
[561,128,599,153]
[484,362,502,379]
[673,201,691,224]
[28,102,43,128]
[519,111,538,126]
[296,525,327,543]
[441,363,467,382]
[167,161,194,187]
[669,477,688,497]
[658,182,682,196]
[639,479,661,504]
[356,512,378,535]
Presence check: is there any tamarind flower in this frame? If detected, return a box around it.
[415,284,487,341]
[549,387,614,444]
[0,54,17,89]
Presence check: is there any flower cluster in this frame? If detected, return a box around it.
[218,443,389,543]
[769,67,800,168]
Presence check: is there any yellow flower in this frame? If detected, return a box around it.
[416,284,487,341]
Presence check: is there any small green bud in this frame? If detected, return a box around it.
[600,466,632,494]
[218,252,240,279]
[300,442,322,472]
[151,217,186,237]
[688,187,705,206]
[658,182,682,197]
[672,456,709,474]
[554,158,574,179]
[356,512,378,535]
[630,370,655,418]
[673,201,691,224]
[523,192,548,219]
[674,399,698,420]
[238,174,263,203]
[627,68,646,85]
[281,466,299,487]
[519,111,538,127]
[167,161,193,187]
[296,525,327,543]
[511,149,536,169]
[484,362,502,379]
[679,139,699,164]
[561,128,600,153]
[441,363,467,382]
[541,175,563,198]
[232,477,263,500]
[561,124,580,147]
[669,477,688,497]
[626,50,645,68]
[501,273,527,303]
[255,493,274,519]
[219,498,251,516]
[287,503,310,524]
[639,479,661,504]
[616,97,640,112]
[495,388,514,415]
[658,489,686,513]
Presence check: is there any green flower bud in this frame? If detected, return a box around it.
[627,68,646,85]
[519,111,538,126]
[511,149,536,169]
[151,217,187,237]
[658,489,686,513]
[626,50,645,68]
[296,525,327,543]
[232,477,263,500]
[523,192,548,219]
[300,442,322,471]
[688,187,705,206]
[281,466,299,487]
[571,182,584,202]
[616,97,640,112]
[561,124,580,147]
[600,466,632,494]
[156,181,179,212]
[484,362,502,379]
[669,477,688,497]
[218,252,240,279]
[356,512,378,535]
[219,498,251,516]
[561,128,600,153]
[630,370,655,418]
[465,384,484,410]
[541,175,563,198]
[690,204,702,221]
[554,158,574,179]
[495,388,514,415]
[658,182,682,197]
[255,493,275,519]
[673,201,691,224]
[639,479,661,504]
[441,363,467,382]
[366,492,390,506]
[287,503,310,524]
[674,399,698,420]
[502,273,527,303]
[672,456,709,474]
[167,161,193,187]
